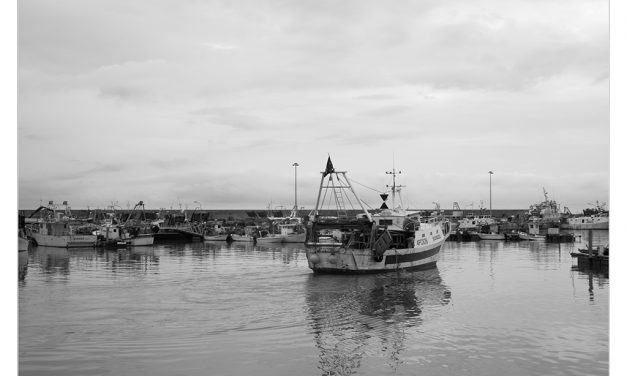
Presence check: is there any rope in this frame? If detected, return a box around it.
[348,178,384,194]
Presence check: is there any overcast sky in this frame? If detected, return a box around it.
[17,0,609,213]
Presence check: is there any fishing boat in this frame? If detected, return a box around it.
[305,157,451,274]
[258,216,307,243]
[517,231,544,241]
[226,226,259,242]
[279,221,307,243]
[258,163,307,243]
[456,215,496,231]
[25,202,98,248]
[27,221,97,248]
[255,232,284,243]
[203,221,229,241]
[527,188,565,231]
[561,202,609,230]
[97,202,155,247]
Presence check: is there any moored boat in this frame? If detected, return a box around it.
[562,215,609,230]
[561,202,609,230]
[24,202,98,248]
[226,226,259,242]
[517,231,544,241]
[526,188,565,230]
[305,157,451,274]
[28,222,98,248]
[97,202,155,247]
[255,233,284,243]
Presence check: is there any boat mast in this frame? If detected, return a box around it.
[385,167,404,209]
[312,157,372,221]
[291,162,299,218]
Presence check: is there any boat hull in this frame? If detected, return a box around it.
[477,233,505,240]
[31,233,97,248]
[282,233,306,243]
[204,234,229,241]
[518,233,544,241]
[127,234,154,246]
[228,234,256,242]
[19,236,30,252]
[561,222,609,230]
[255,235,283,243]
[306,241,443,274]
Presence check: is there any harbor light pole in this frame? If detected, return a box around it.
[292,163,299,215]
[489,171,493,218]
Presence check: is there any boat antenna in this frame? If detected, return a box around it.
[385,166,404,209]
[291,162,299,218]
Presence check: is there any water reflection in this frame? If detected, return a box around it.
[105,248,159,273]
[305,269,451,375]
[570,267,609,303]
[19,250,28,282]
[32,247,71,276]
[27,246,160,276]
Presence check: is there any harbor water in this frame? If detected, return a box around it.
[18,230,609,376]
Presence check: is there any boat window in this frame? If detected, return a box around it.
[379,219,393,225]
[422,234,425,238]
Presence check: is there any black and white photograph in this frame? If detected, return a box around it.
[12,0,620,375]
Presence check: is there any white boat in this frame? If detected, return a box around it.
[97,202,155,247]
[562,215,609,230]
[228,234,256,242]
[24,201,98,248]
[305,158,451,274]
[258,164,307,244]
[527,188,564,229]
[255,233,284,243]
[476,232,505,240]
[226,226,259,242]
[203,221,229,241]
[99,224,155,246]
[517,231,544,241]
[28,221,98,248]
[456,215,495,231]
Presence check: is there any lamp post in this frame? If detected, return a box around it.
[489,171,493,217]
[292,163,299,215]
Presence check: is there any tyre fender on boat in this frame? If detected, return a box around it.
[309,253,320,265]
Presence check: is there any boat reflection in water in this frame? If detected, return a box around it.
[19,250,29,282]
[26,246,159,277]
[304,268,451,375]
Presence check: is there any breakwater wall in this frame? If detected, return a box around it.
[20,208,528,222]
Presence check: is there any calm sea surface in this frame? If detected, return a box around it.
[18,230,609,376]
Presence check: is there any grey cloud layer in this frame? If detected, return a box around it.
[17,0,609,210]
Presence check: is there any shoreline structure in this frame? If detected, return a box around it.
[19,208,529,221]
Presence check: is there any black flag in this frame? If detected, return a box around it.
[323,156,335,177]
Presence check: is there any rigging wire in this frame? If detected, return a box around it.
[348,178,384,194]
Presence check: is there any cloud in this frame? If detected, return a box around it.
[17,0,609,210]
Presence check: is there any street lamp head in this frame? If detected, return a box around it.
[489,171,494,174]
[293,162,299,167]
